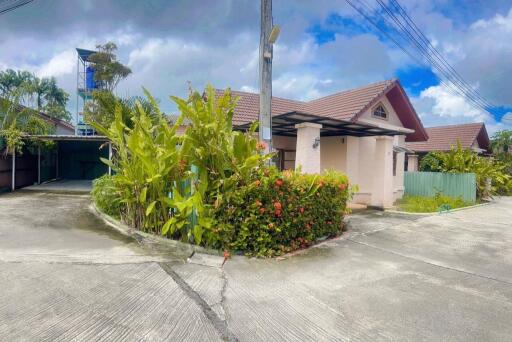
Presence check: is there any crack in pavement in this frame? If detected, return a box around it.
[158,262,238,342]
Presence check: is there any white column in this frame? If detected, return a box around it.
[11,150,15,191]
[345,136,360,185]
[371,136,394,208]
[407,154,419,172]
[295,122,322,174]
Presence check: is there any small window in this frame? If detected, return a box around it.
[372,104,387,119]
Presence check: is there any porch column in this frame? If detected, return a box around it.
[371,136,394,208]
[345,136,360,185]
[407,154,419,172]
[295,123,322,174]
[11,150,15,191]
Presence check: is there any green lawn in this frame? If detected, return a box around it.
[396,194,473,213]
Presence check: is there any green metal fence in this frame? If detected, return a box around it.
[404,172,476,203]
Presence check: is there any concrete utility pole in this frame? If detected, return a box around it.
[259,0,279,154]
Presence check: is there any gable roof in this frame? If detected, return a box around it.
[215,79,428,142]
[405,122,490,153]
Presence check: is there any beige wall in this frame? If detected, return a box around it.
[320,136,347,172]
[359,95,403,127]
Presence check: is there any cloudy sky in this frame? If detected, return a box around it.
[1,0,511,133]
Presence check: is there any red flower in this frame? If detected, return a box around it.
[299,207,305,214]
[256,141,267,151]
[259,207,266,214]
[275,179,284,187]
[255,200,262,207]
[326,221,332,225]
[306,223,312,231]
[275,209,282,217]
[338,183,346,190]
[273,201,282,210]
[223,250,230,259]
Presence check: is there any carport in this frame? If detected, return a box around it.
[12,135,111,192]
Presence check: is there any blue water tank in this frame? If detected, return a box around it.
[86,66,97,90]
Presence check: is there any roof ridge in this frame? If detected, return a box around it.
[425,122,484,129]
[306,79,395,104]
[215,88,307,105]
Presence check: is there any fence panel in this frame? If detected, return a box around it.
[404,171,476,203]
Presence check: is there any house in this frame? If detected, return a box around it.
[37,111,75,135]
[404,122,490,171]
[217,79,429,208]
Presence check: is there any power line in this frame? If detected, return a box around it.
[388,0,495,109]
[383,0,494,109]
[346,0,494,114]
[373,0,490,112]
[0,0,34,15]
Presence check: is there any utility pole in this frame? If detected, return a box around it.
[259,0,279,155]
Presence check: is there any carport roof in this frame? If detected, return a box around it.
[29,135,109,142]
[236,111,407,137]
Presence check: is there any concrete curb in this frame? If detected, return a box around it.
[386,200,492,216]
[88,203,223,259]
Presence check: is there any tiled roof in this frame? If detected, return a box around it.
[215,79,428,142]
[215,80,395,126]
[405,122,489,152]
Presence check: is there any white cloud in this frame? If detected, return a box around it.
[36,50,75,78]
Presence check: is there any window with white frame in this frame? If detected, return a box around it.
[372,104,388,119]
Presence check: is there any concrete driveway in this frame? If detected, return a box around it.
[1,192,511,341]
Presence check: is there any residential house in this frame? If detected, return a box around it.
[405,122,490,171]
[217,79,429,208]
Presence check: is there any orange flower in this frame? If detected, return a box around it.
[255,200,262,207]
[259,207,266,214]
[256,141,267,151]
[223,250,231,259]
[273,201,282,210]
[338,183,346,190]
[254,180,261,186]
[275,179,284,187]
[275,209,282,217]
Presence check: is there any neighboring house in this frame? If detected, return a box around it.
[405,122,490,171]
[37,111,75,135]
[216,79,428,208]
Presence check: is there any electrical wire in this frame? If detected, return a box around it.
[345,0,494,114]
[0,0,34,15]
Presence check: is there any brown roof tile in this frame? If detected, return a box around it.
[215,79,428,141]
[405,122,489,152]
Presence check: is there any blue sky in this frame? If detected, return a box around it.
[0,0,511,133]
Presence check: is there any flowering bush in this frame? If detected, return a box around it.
[206,168,352,257]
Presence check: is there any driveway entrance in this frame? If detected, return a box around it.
[1,192,511,341]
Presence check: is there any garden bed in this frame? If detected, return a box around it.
[390,194,490,215]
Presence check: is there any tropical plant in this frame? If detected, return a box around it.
[0,69,71,121]
[419,141,512,196]
[89,89,186,235]
[84,90,160,128]
[91,85,352,256]
[491,129,512,155]
[88,42,132,92]
[0,88,52,154]
[91,175,122,217]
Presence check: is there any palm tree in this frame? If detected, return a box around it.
[491,130,512,155]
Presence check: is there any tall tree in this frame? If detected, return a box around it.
[88,42,132,92]
[0,69,71,122]
[491,130,512,155]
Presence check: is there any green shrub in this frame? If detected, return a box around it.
[419,141,512,197]
[207,168,352,257]
[91,175,122,217]
[397,193,471,213]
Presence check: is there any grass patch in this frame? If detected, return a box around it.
[396,194,473,213]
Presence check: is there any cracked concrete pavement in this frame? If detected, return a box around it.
[1,191,512,341]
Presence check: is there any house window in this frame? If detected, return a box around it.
[372,104,388,119]
[275,149,296,170]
